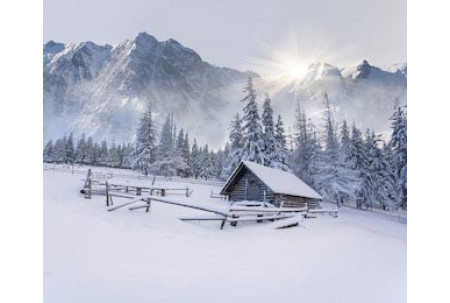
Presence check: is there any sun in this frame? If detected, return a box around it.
[247,50,315,92]
[244,31,334,92]
[274,55,311,83]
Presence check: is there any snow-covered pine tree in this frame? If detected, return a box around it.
[315,93,357,206]
[191,139,201,178]
[93,142,101,166]
[305,119,321,187]
[340,120,351,163]
[75,134,87,164]
[262,94,277,167]
[116,144,123,168]
[222,113,244,179]
[211,149,223,179]
[97,140,108,167]
[43,139,54,163]
[156,114,175,176]
[54,136,67,163]
[84,137,95,165]
[390,106,407,208]
[65,132,75,164]
[240,77,265,164]
[199,144,213,180]
[273,114,290,171]
[107,139,121,168]
[183,132,193,177]
[383,141,398,209]
[370,137,396,209]
[134,103,157,175]
[292,100,310,180]
[220,142,230,179]
[229,113,243,152]
[349,123,365,171]
[121,143,134,169]
[357,129,377,209]
[171,128,189,177]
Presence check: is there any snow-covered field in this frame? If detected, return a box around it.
[44,168,406,303]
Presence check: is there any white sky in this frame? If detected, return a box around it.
[44,0,406,70]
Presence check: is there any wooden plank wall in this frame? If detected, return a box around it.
[272,195,320,209]
[228,168,275,202]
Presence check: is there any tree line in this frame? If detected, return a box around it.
[43,76,407,209]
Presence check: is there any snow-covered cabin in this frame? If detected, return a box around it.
[220,161,322,209]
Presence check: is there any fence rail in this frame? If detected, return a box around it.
[44,163,226,187]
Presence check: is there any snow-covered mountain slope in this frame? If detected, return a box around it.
[44,32,406,147]
[269,60,407,136]
[44,32,255,147]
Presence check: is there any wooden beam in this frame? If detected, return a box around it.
[127,197,229,217]
[107,197,148,212]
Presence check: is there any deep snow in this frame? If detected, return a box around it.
[44,167,406,303]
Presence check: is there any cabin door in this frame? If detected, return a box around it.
[247,179,260,201]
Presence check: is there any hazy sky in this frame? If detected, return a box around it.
[44,0,406,70]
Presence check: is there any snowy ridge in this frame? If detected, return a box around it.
[43,32,255,146]
[270,59,407,138]
[44,32,406,147]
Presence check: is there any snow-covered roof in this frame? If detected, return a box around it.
[221,161,322,200]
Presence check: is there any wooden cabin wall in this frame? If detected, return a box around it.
[228,168,275,202]
[272,195,320,209]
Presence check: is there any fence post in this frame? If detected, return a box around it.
[145,198,151,213]
[106,180,110,206]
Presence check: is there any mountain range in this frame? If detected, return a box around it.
[43,32,406,147]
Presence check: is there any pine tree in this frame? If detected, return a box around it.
[65,132,75,164]
[222,113,244,178]
[43,140,54,163]
[134,103,157,175]
[370,139,396,209]
[357,129,377,209]
[171,128,189,176]
[340,120,351,163]
[54,136,67,163]
[316,93,357,206]
[75,134,87,164]
[84,137,95,165]
[229,113,243,151]
[211,149,225,179]
[383,141,398,208]
[240,77,265,164]
[292,100,312,181]
[349,123,365,171]
[262,94,277,167]
[121,143,134,169]
[98,140,108,167]
[182,131,193,177]
[273,114,290,171]
[107,139,121,168]
[93,142,101,166]
[390,106,407,208]
[156,114,175,176]
[116,144,123,168]
[191,139,201,178]
[305,119,321,187]
[199,144,213,180]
